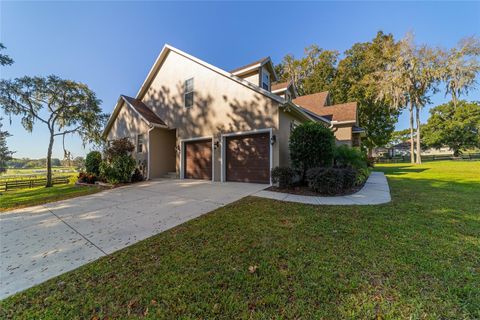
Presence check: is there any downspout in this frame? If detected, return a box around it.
[147,126,155,180]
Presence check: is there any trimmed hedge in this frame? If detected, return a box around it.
[271,167,297,189]
[307,166,358,195]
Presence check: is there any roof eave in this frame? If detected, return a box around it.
[135,44,284,104]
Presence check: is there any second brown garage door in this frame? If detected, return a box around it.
[226,132,270,183]
[184,139,212,180]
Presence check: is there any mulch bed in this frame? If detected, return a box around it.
[266,180,367,197]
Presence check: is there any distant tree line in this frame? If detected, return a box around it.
[6,156,85,169]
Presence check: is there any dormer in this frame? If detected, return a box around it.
[271,81,298,100]
[230,57,278,91]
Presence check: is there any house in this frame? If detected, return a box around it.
[103,44,362,183]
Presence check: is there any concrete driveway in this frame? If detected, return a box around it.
[0,179,266,299]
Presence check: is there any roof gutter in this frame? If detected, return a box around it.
[330,120,357,125]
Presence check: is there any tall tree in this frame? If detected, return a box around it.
[375,32,441,164]
[0,43,14,66]
[0,119,13,174]
[0,75,108,187]
[0,43,14,173]
[441,37,480,107]
[423,100,480,156]
[332,31,400,155]
[275,47,338,95]
[302,46,339,95]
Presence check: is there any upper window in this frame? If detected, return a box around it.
[262,69,270,91]
[137,134,144,153]
[184,78,194,108]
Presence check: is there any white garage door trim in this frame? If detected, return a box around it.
[180,136,214,182]
[220,128,273,184]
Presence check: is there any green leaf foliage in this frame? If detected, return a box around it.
[85,151,102,176]
[334,144,367,169]
[0,75,108,186]
[289,122,335,179]
[423,100,480,156]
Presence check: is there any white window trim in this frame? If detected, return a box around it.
[136,134,145,153]
[179,136,214,182]
[261,67,270,91]
[184,78,194,108]
[220,128,273,185]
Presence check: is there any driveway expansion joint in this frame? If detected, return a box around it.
[44,206,109,256]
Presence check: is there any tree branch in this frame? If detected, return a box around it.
[53,126,82,137]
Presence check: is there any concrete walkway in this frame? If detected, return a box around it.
[254,172,391,205]
[0,180,266,300]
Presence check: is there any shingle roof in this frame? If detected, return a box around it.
[293,92,329,109]
[271,81,290,92]
[121,95,166,126]
[293,92,357,123]
[230,57,270,73]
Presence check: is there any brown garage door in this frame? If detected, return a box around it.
[226,132,270,183]
[184,139,212,180]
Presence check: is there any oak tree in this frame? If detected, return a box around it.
[0,75,108,186]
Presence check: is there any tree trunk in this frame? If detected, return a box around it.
[409,104,415,164]
[368,148,373,158]
[46,132,54,187]
[415,106,422,164]
[452,92,457,108]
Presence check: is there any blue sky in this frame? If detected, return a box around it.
[1,1,479,159]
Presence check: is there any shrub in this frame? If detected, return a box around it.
[307,166,359,195]
[289,122,335,180]
[307,167,344,195]
[131,168,144,182]
[85,151,102,175]
[100,154,136,184]
[104,138,135,162]
[342,166,358,190]
[271,167,296,189]
[99,161,117,184]
[334,145,367,169]
[356,167,371,186]
[78,172,97,184]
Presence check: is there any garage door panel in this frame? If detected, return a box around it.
[226,133,270,183]
[184,139,212,180]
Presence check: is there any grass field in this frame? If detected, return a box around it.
[1,161,479,319]
[0,183,102,212]
[0,167,78,182]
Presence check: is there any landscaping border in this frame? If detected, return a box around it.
[254,171,391,205]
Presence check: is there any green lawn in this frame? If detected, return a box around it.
[1,161,479,319]
[0,183,101,212]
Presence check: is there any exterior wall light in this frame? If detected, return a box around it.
[175,145,181,153]
[270,134,276,145]
[214,141,220,149]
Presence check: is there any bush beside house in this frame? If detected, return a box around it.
[272,122,370,196]
[78,138,143,186]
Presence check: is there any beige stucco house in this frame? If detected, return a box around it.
[103,44,362,183]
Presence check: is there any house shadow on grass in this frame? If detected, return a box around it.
[376,165,429,176]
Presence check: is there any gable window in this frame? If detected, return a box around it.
[184,78,194,108]
[137,134,144,153]
[262,69,270,91]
